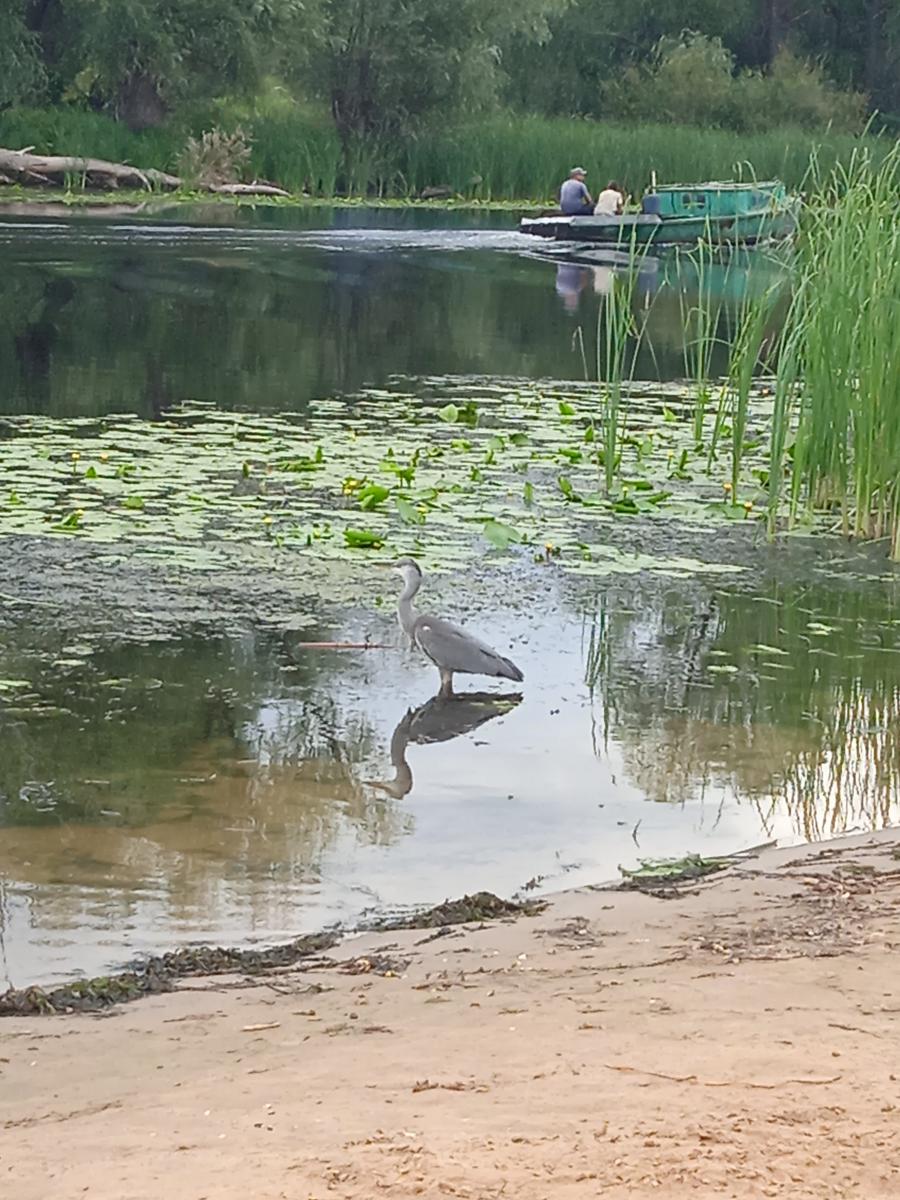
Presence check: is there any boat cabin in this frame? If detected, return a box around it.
[641,181,787,218]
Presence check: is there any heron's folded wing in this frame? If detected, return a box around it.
[413,615,506,674]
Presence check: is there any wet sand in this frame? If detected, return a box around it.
[2,830,899,1199]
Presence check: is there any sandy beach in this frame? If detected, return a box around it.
[2,830,898,1199]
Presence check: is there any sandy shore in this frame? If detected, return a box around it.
[2,830,899,1199]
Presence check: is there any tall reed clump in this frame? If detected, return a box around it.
[241,108,342,195]
[401,115,890,202]
[767,147,900,558]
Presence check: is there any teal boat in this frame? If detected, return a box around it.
[520,180,799,248]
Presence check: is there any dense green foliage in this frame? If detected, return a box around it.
[20,0,310,128]
[505,0,900,120]
[305,0,567,159]
[1,1,898,194]
[601,36,866,133]
[0,1,44,110]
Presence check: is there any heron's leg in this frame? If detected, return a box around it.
[438,669,455,699]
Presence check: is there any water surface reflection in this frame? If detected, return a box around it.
[0,207,788,417]
[1,569,897,986]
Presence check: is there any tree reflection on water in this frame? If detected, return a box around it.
[583,575,900,839]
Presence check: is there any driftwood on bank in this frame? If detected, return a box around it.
[0,147,290,197]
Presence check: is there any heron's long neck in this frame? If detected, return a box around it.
[397,574,421,636]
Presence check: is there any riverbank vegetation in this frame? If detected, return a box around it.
[2,105,890,200]
[2,1,898,198]
[774,149,900,558]
[587,147,900,560]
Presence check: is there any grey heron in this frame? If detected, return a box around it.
[393,557,524,698]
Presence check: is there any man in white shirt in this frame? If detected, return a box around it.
[594,181,625,216]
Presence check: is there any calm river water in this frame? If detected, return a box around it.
[0,204,896,987]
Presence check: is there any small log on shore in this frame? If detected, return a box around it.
[210,182,291,198]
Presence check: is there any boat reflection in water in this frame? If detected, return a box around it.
[547,245,790,374]
[368,692,523,800]
[554,251,660,314]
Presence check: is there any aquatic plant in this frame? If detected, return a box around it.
[713,279,782,502]
[676,242,722,444]
[0,381,769,586]
[596,241,649,496]
[768,146,900,557]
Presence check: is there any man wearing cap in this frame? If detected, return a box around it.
[559,167,593,216]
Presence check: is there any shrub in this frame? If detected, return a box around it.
[177,126,252,186]
[737,52,867,133]
[602,34,738,128]
[602,34,866,136]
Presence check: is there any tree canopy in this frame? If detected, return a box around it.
[1,2,45,111]
[18,0,315,127]
[1,0,897,144]
[309,0,569,158]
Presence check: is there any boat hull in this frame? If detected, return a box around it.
[520,203,798,247]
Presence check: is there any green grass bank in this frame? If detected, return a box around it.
[0,106,893,200]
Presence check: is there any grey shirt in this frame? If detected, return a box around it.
[560,178,591,214]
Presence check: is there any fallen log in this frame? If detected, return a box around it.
[0,147,292,198]
[0,147,181,191]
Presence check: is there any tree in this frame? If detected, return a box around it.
[51,0,314,129]
[762,0,794,65]
[502,0,756,116]
[788,0,900,115]
[0,1,45,109]
[601,33,742,127]
[309,0,569,169]
[601,33,866,133]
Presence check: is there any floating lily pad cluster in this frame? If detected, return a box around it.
[0,376,808,580]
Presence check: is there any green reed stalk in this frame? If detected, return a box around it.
[765,316,803,539]
[717,282,781,500]
[676,242,721,444]
[596,239,648,495]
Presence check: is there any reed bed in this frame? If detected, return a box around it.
[241,108,342,194]
[400,115,889,201]
[769,148,900,556]
[1,106,889,200]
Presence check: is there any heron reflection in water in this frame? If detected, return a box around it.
[369,691,523,799]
